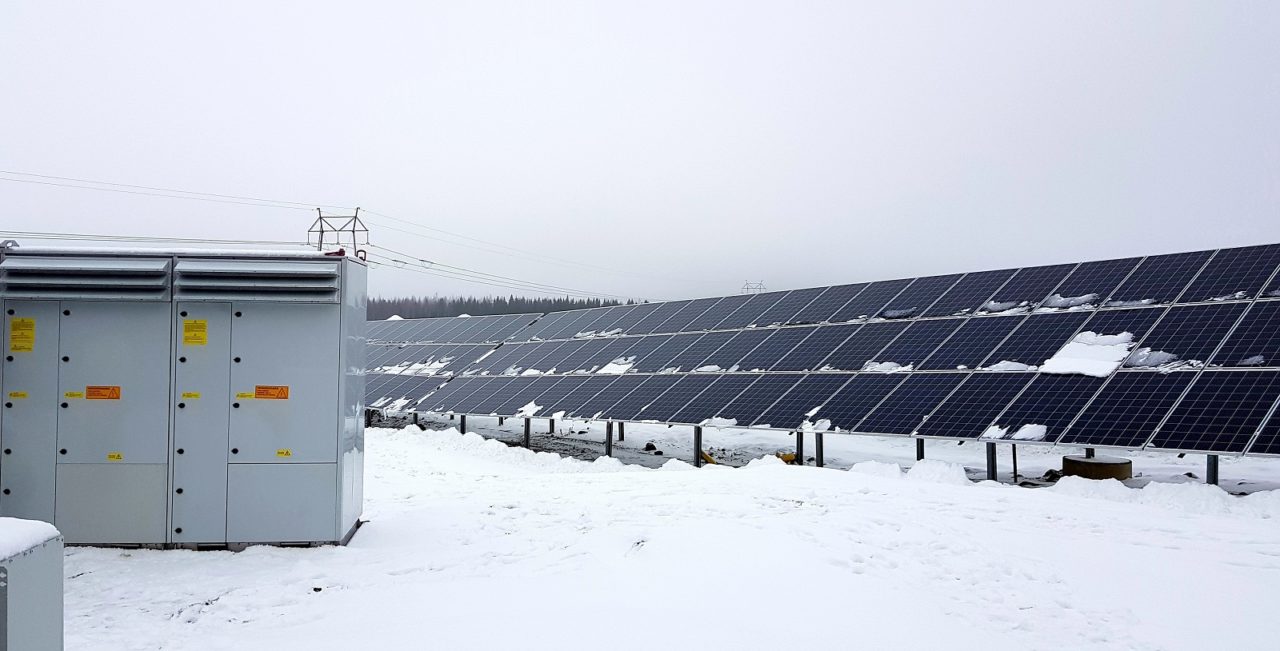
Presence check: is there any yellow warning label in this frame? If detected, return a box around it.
[255,385,290,400]
[276,448,293,458]
[9,317,35,353]
[236,391,255,399]
[86,386,122,400]
[182,319,208,346]
[106,452,123,462]
[7,391,27,399]
[181,391,201,399]
[64,391,85,399]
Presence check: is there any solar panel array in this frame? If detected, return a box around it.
[366,244,1280,457]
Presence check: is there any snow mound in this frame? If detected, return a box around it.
[1049,476,1280,518]
[385,314,404,320]
[1238,354,1266,366]
[700,417,738,428]
[849,460,903,479]
[1126,348,1196,370]
[1040,331,1134,377]
[861,361,914,372]
[658,458,696,471]
[1010,424,1049,441]
[515,401,542,417]
[597,356,636,374]
[983,360,1036,372]
[1040,293,1099,310]
[906,459,972,486]
[387,428,643,476]
[694,365,723,372]
[744,454,787,469]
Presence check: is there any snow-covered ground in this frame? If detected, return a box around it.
[65,426,1280,650]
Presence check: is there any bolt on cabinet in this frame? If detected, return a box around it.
[0,250,366,547]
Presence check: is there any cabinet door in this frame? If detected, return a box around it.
[0,301,60,522]
[228,303,339,463]
[170,302,232,543]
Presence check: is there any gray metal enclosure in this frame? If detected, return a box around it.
[0,247,366,547]
[1,521,63,651]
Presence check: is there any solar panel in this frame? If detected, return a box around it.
[980,264,1073,313]
[872,319,965,368]
[986,374,1107,443]
[735,327,819,371]
[1124,303,1248,369]
[922,268,1016,317]
[915,373,1034,439]
[1045,257,1140,309]
[1057,371,1197,448]
[652,298,721,334]
[773,324,858,371]
[750,287,827,326]
[1077,307,1165,343]
[631,334,699,372]
[1211,301,1280,367]
[571,375,647,419]
[877,274,962,319]
[818,374,908,430]
[1104,250,1212,307]
[980,312,1090,369]
[788,283,868,324]
[669,374,762,424]
[713,291,790,330]
[663,331,739,372]
[697,328,773,371]
[606,374,682,420]
[820,321,910,371]
[634,374,720,422]
[854,373,967,435]
[916,316,1021,370]
[752,374,851,430]
[1147,370,1280,453]
[628,300,692,335]
[1178,244,1280,303]
[829,279,911,322]
[1244,405,1280,456]
[715,374,802,426]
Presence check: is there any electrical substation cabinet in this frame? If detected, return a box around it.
[0,249,366,547]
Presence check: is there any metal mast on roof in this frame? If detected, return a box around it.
[309,208,369,260]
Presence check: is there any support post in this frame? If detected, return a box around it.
[1011,444,1019,482]
[364,409,373,427]
[916,438,925,461]
[814,432,824,468]
[985,442,997,481]
[459,414,467,434]
[605,422,614,457]
[617,422,625,442]
[795,431,805,466]
[693,426,703,468]
[1085,447,1096,459]
[498,417,505,426]
[549,418,555,434]
[523,418,531,448]
[1206,454,1219,486]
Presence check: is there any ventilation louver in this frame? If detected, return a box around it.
[174,259,340,302]
[0,256,172,300]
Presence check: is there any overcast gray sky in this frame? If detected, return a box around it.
[3,1,1277,301]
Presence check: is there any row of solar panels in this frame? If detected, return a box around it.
[367,368,1280,456]
[369,301,1280,379]
[366,312,539,344]
[365,243,1280,457]
[508,243,1280,342]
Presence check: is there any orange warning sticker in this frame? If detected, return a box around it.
[86,385,122,400]
[255,385,289,400]
[9,317,35,353]
[276,448,293,458]
[106,452,124,462]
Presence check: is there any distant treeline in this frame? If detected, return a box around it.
[367,296,632,320]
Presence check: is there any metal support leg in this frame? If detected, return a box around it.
[498,417,505,426]
[605,422,614,457]
[693,426,703,468]
[1011,444,1019,482]
[523,418,531,447]
[985,442,997,481]
[459,414,467,434]
[1085,447,1096,459]
[815,432,824,468]
[795,431,804,466]
[916,438,925,461]
[549,418,555,434]
[617,422,625,442]
[1207,454,1219,486]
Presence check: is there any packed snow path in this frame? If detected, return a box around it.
[65,427,1280,650]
